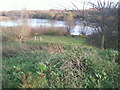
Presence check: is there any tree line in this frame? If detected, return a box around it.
[0,9,81,20]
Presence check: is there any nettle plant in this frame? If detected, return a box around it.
[19,63,48,88]
[35,62,48,74]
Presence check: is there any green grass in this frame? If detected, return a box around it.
[29,35,86,45]
[2,35,120,88]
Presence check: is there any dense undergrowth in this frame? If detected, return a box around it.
[2,35,120,88]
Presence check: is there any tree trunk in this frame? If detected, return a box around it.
[67,28,71,36]
[101,34,105,50]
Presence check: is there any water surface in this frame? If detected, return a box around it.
[0,19,94,35]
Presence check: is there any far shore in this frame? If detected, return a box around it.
[0,16,10,21]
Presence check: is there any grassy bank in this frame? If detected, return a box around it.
[2,35,119,88]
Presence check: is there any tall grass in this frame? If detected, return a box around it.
[31,26,68,36]
[2,27,20,42]
[2,26,32,42]
[2,26,68,43]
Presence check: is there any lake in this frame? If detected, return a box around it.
[0,19,94,35]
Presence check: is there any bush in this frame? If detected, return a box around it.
[85,32,118,50]
[2,29,119,88]
[2,42,119,88]
[32,27,68,36]
[2,26,32,43]
[32,12,54,19]
[2,27,19,42]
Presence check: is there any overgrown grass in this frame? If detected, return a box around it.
[32,26,68,36]
[2,34,120,88]
[2,26,120,88]
[2,26,68,43]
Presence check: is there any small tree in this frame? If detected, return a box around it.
[83,0,118,49]
[67,0,118,49]
[64,12,76,35]
[20,8,31,39]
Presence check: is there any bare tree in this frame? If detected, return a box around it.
[61,0,118,49]
[70,0,118,49]
[19,8,31,41]
[85,0,118,49]
[64,11,76,35]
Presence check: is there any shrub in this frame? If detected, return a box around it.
[20,72,48,88]
[85,32,118,50]
[2,27,19,42]
[2,26,32,43]
[32,26,67,36]
[2,34,119,88]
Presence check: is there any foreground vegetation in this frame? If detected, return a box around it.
[2,1,119,87]
[2,33,119,88]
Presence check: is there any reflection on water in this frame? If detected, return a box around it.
[0,19,94,35]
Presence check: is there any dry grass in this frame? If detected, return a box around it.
[2,26,32,42]
[2,26,68,43]
[31,26,67,36]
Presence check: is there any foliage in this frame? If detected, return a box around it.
[2,35,119,88]
[1,2,119,88]
[83,1,118,49]
[20,72,48,88]
[86,32,118,50]
[40,27,67,36]
[0,10,78,21]
[35,63,48,74]
[32,12,54,19]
